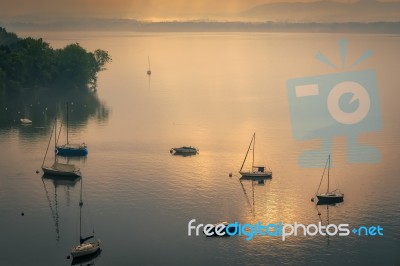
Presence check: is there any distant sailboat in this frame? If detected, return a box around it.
[314,154,344,204]
[71,178,101,259]
[239,133,272,178]
[56,102,88,156]
[147,56,152,75]
[42,120,81,178]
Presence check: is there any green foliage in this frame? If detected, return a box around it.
[0,27,111,94]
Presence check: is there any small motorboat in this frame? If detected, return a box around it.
[20,118,32,124]
[170,146,198,155]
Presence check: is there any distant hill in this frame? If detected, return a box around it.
[2,19,400,34]
[241,0,400,22]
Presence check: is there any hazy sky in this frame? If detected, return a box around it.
[0,0,399,21]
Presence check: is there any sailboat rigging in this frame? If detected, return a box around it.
[42,119,81,178]
[239,133,272,178]
[71,178,101,259]
[56,102,88,156]
[314,154,344,204]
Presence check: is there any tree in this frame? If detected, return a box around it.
[0,28,112,92]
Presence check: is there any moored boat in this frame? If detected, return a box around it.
[71,241,101,259]
[56,102,88,156]
[71,178,101,258]
[41,120,81,178]
[42,162,81,178]
[239,133,272,178]
[170,146,198,155]
[20,118,32,124]
[314,154,344,205]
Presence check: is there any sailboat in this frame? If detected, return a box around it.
[315,154,344,204]
[147,56,152,75]
[42,120,81,178]
[239,133,272,178]
[71,179,101,259]
[56,102,88,156]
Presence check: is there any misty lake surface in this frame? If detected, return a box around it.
[0,32,399,265]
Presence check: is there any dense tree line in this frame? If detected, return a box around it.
[0,27,111,94]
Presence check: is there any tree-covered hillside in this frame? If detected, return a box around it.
[0,27,111,94]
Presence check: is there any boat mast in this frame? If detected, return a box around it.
[240,133,255,172]
[252,133,255,170]
[79,178,83,244]
[42,121,55,167]
[54,120,57,162]
[315,155,329,196]
[66,102,69,145]
[327,154,330,193]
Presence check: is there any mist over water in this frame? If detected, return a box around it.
[1,32,399,265]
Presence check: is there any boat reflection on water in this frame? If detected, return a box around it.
[42,174,81,187]
[315,204,333,246]
[41,175,81,242]
[239,176,272,217]
[57,154,88,164]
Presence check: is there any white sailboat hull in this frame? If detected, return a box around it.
[71,240,101,258]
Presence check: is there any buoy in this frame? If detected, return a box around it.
[21,212,24,216]
[311,197,314,202]
[67,255,70,259]
[318,212,321,216]
[36,170,39,174]
[229,173,232,177]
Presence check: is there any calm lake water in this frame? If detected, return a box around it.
[0,32,399,265]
